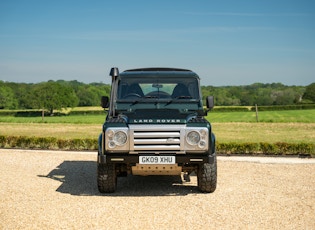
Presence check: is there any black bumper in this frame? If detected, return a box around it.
[98,153,215,165]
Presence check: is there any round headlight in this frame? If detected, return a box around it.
[108,141,116,148]
[107,130,115,138]
[199,140,206,148]
[200,129,207,137]
[186,131,200,145]
[113,131,127,146]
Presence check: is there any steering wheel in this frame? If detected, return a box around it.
[145,91,171,98]
[124,93,142,98]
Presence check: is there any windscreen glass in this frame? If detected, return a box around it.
[117,76,200,100]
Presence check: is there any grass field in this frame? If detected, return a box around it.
[0,122,314,144]
[1,109,315,123]
[0,114,106,124]
[0,109,314,144]
[207,109,315,123]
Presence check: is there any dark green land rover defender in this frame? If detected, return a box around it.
[98,67,216,193]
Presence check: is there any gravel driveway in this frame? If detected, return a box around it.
[1,149,314,229]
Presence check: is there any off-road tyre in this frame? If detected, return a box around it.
[197,157,217,193]
[97,163,117,193]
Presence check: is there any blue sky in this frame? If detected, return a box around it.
[0,0,314,86]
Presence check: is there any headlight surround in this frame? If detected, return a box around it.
[105,128,129,151]
[185,128,208,151]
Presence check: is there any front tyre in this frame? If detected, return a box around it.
[97,163,117,193]
[197,157,217,193]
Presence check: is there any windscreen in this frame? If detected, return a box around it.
[117,76,200,101]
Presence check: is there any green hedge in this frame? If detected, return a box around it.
[212,104,315,112]
[0,109,105,117]
[251,104,315,111]
[212,107,250,112]
[68,110,105,115]
[0,135,97,150]
[0,135,314,156]
[217,142,314,156]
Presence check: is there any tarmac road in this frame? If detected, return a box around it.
[1,149,314,229]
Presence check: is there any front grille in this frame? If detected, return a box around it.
[129,125,185,153]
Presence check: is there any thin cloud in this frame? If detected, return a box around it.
[181,11,311,17]
[42,26,276,42]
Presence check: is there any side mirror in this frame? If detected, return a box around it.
[206,96,214,110]
[101,96,109,108]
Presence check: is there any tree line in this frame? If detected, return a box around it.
[202,82,315,106]
[0,80,110,113]
[0,80,314,113]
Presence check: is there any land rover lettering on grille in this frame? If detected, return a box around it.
[133,119,182,123]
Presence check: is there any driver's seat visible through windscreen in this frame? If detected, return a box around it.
[125,83,144,97]
[172,83,191,98]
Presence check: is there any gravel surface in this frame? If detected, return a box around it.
[1,149,314,229]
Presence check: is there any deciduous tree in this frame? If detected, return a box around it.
[303,83,315,102]
[30,81,79,114]
[0,81,18,109]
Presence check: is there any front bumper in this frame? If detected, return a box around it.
[98,153,215,165]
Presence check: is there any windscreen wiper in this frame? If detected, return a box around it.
[130,96,158,105]
[176,96,193,99]
[144,95,158,99]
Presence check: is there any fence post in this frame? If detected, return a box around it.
[255,104,259,122]
[42,109,44,121]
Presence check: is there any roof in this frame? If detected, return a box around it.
[119,68,199,79]
[123,67,192,72]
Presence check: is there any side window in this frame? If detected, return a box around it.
[187,83,199,99]
[117,81,128,99]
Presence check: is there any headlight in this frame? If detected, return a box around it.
[186,131,201,145]
[113,131,127,146]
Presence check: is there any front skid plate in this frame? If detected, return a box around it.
[131,164,182,176]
